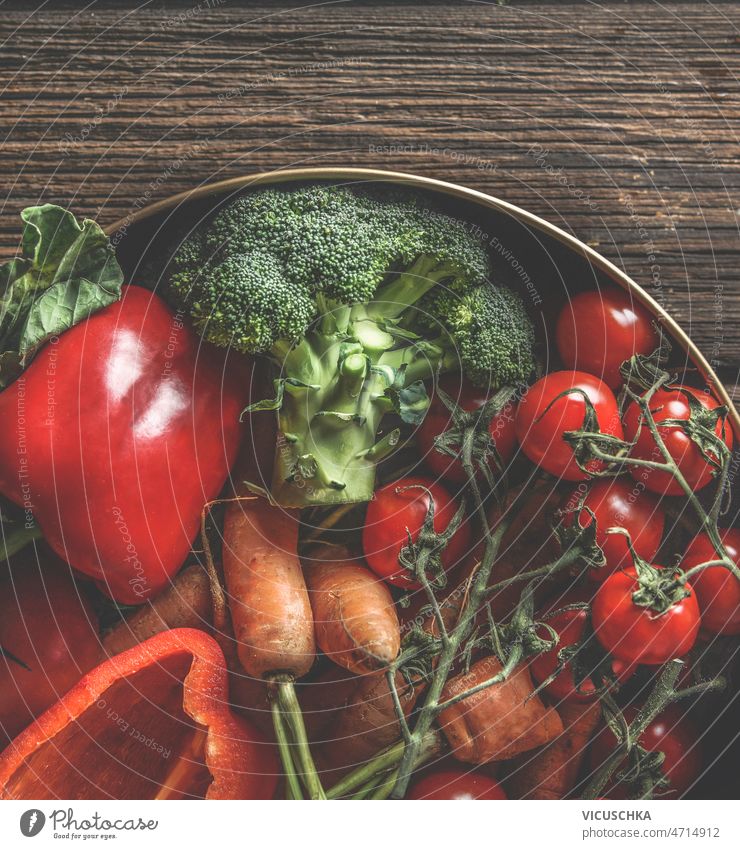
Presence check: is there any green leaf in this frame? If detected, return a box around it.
[383,364,430,426]
[21,206,84,270]
[0,258,30,294]
[20,278,120,358]
[393,379,430,425]
[0,204,124,389]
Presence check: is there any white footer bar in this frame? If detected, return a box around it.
[1,799,738,849]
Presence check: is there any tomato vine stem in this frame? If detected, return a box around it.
[581,661,725,799]
[386,387,518,799]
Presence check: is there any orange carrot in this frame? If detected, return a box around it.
[303,547,400,675]
[228,671,273,737]
[299,665,359,741]
[102,565,211,656]
[507,700,601,799]
[438,656,564,764]
[221,497,325,798]
[315,574,463,781]
[223,498,315,679]
[228,667,354,743]
[315,670,419,779]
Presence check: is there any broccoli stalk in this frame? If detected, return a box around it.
[271,340,395,506]
[167,185,536,507]
[267,290,458,505]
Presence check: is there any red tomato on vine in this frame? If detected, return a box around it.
[515,371,623,480]
[530,587,634,703]
[681,528,740,636]
[561,478,665,582]
[622,386,732,496]
[589,706,701,799]
[408,768,507,800]
[362,475,471,589]
[592,566,700,666]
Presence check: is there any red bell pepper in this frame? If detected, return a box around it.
[0,628,278,800]
[0,285,248,603]
[0,550,101,744]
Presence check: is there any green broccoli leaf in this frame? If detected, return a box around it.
[0,204,123,389]
[384,365,430,426]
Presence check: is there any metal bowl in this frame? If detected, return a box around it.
[108,167,739,798]
[107,166,739,434]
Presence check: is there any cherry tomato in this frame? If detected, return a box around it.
[622,386,733,496]
[589,706,701,798]
[515,371,624,480]
[0,552,101,742]
[530,587,634,702]
[681,528,740,636]
[592,567,700,665]
[562,478,665,582]
[408,768,507,800]
[362,475,472,589]
[416,376,517,485]
[556,288,657,389]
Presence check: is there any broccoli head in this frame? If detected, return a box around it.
[167,184,536,506]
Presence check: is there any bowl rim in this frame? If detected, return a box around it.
[105,165,739,430]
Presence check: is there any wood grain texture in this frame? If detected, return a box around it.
[1,0,738,398]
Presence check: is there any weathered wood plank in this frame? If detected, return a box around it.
[1,1,738,397]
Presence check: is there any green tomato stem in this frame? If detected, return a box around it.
[585,451,738,581]
[580,663,725,799]
[486,545,583,595]
[388,396,518,799]
[434,643,523,713]
[385,669,413,746]
[626,382,733,563]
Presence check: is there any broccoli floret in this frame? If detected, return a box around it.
[166,184,537,506]
[284,207,396,304]
[171,249,315,352]
[417,283,536,389]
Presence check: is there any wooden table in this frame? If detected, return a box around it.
[1,1,738,399]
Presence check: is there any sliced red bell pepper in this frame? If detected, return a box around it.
[0,628,278,800]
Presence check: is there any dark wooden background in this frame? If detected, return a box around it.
[1,0,738,400]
